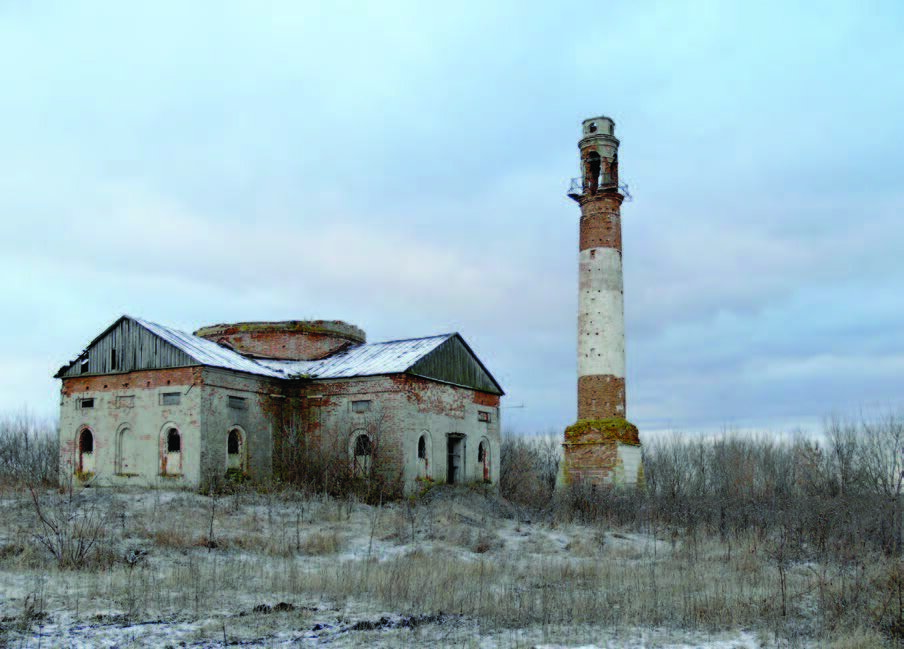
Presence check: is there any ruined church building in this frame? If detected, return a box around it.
[55,318,503,493]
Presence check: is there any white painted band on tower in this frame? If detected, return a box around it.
[578,247,625,378]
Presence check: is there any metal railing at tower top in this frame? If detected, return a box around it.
[567,176,633,201]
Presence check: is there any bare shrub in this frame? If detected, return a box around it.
[274,410,402,503]
[0,411,58,488]
[29,481,111,569]
[499,433,559,509]
[502,417,904,642]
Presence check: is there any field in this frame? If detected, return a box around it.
[0,486,813,648]
[0,415,902,648]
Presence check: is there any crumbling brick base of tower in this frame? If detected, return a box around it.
[561,418,642,486]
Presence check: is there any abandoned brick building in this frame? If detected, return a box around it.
[55,316,503,492]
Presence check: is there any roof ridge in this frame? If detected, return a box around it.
[359,332,456,347]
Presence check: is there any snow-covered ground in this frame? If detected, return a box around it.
[0,486,845,647]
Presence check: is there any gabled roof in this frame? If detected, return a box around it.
[136,317,285,378]
[54,316,283,379]
[55,316,504,394]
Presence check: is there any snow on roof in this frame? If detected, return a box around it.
[134,317,453,381]
[135,317,284,378]
[256,334,453,379]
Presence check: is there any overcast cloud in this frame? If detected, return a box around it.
[2,1,902,436]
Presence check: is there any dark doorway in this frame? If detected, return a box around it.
[446,435,464,484]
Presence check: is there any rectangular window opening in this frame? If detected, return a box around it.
[80,356,89,374]
[110,349,117,371]
[351,400,372,414]
[78,398,94,409]
[478,411,490,423]
[161,392,181,406]
[228,395,247,410]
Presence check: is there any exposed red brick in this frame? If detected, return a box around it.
[562,438,621,486]
[194,321,364,361]
[206,331,353,361]
[577,375,625,420]
[391,375,467,418]
[579,195,623,252]
[473,391,500,407]
[61,367,201,397]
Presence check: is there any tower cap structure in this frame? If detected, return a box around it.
[580,116,619,143]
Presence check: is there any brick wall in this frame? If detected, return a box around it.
[562,421,622,485]
[305,375,501,492]
[579,194,624,251]
[205,331,353,361]
[577,375,626,420]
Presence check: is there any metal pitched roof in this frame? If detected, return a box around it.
[256,334,454,379]
[133,317,285,378]
[57,316,499,392]
[134,318,454,381]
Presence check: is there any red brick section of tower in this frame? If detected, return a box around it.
[561,116,642,487]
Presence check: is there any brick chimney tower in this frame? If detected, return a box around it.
[561,116,642,486]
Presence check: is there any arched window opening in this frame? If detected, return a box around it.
[478,440,490,483]
[227,428,245,472]
[353,434,372,477]
[167,429,181,453]
[79,430,94,454]
[162,427,182,476]
[77,429,95,475]
[355,435,371,457]
[417,434,429,479]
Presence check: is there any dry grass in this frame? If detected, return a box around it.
[299,530,344,555]
[148,527,197,549]
[827,628,890,649]
[0,485,898,647]
[564,528,606,558]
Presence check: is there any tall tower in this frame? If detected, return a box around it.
[561,116,642,486]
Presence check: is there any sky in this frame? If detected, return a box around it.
[1,1,903,436]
